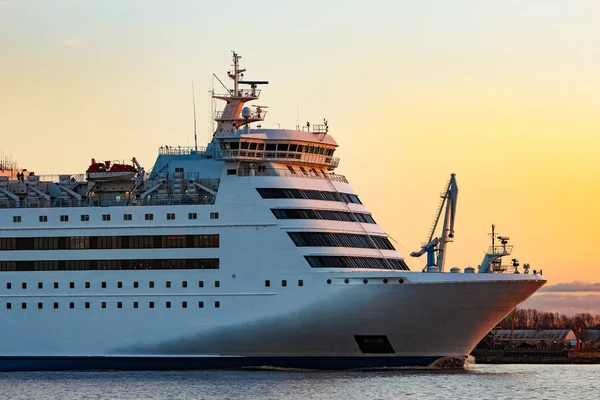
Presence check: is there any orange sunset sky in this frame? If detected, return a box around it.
[1,0,599,314]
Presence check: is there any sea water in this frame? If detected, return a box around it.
[0,364,597,399]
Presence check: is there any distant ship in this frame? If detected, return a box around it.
[0,53,545,371]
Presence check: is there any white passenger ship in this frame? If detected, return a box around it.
[0,53,545,371]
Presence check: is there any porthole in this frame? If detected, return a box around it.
[344,279,349,284]
[363,279,368,284]
[399,279,404,284]
[383,279,388,284]
[327,279,332,284]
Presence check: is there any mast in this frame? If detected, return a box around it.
[212,51,269,136]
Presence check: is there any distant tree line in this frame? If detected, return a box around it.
[497,308,600,330]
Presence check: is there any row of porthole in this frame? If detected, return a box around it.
[326,278,405,284]
[5,300,220,310]
[11,212,219,224]
[3,280,221,290]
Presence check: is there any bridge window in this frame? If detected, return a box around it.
[145,214,153,221]
[60,215,69,222]
[13,216,21,223]
[123,214,132,221]
[102,214,111,221]
[39,216,48,222]
[81,214,90,222]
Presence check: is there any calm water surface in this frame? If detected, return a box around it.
[0,364,598,399]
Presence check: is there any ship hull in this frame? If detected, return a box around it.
[0,270,544,371]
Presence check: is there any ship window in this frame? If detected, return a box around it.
[265,143,276,151]
[117,302,122,309]
[81,214,90,221]
[133,302,138,309]
[286,166,296,175]
[241,141,249,149]
[277,143,289,152]
[257,143,265,150]
[102,302,106,309]
[182,281,187,288]
[167,213,176,220]
[145,214,154,221]
[38,302,43,309]
[166,301,171,308]
[210,212,219,219]
[70,282,75,289]
[38,282,43,289]
[60,215,69,222]
[22,302,26,309]
[13,216,21,223]
[230,141,239,150]
[304,256,410,271]
[39,215,48,222]
[22,282,26,289]
[102,282,107,288]
[298,280,303,287]
[85,302,90,309]
[85,282,90,289]
[215,301,220,308]
[198,301,204,308]
[175,167,184,173]
[227,169,236,175]
[166,281,171,288]
[134,281,138,288]
[282,280,287,287]
[149,281,154,288]
[54,302,59,309]
[289,144,298,152]
[265,280,270,287]
[54,282,58,289]
[123,214,132,221]
[199,280,204,288]
[287,232,395,250]
[102,214,111,221]
[6,283,10,289]
[249,142,258,150]
[214,281,220,288]
[149,301,154,309]
[182,301,187,308]
[69,302,74,309]
[6,302,11,309]
[257,165,266,172]
[188,212,197,220]
[117,281,122,288]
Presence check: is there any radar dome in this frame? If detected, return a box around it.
[242,107,252,118]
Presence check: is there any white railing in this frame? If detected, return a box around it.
[237,168,348,183]
[158,146,207,156]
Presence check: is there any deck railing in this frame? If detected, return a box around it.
[236,168,348,183]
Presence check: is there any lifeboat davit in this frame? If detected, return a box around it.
[86,159,137,182]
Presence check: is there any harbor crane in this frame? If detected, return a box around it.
[410,174,458,272]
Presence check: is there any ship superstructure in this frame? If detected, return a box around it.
[0,53,545,371]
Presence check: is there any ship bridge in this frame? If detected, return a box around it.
[213,128,339,170]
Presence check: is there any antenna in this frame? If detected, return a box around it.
[296,105,299,130]
[192,78,198,152]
